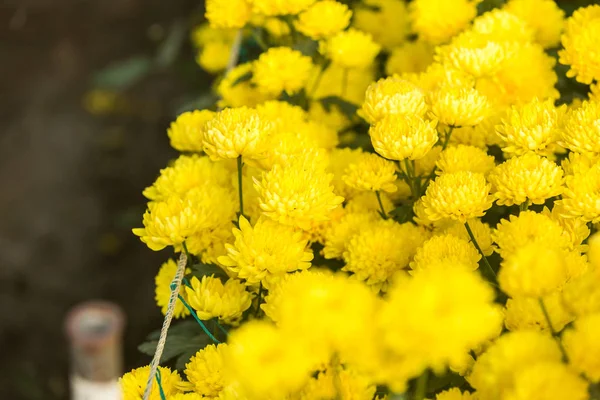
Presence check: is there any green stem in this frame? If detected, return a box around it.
[237,156,245,218]
[465,221,497,279]
[309,63,328,99]
[539,298,568,362]
[255,282,264,317]
[250,29,269,51]
[442,126,455,150]
[375,191,388,220]
[413,370,428,400]
[341,68,349,98]
[519,200,530,212]
[403,159,418,199]
[178,294,221,344]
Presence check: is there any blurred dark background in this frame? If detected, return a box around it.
[0,1,211,398]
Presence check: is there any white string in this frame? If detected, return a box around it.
[142,250,187,400]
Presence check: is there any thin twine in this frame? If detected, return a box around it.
[142,250,187,400]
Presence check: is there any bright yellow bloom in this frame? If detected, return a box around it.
[254,156,344,230]
[505,292,574,333]
[251,0,316,16]
[218,216,313,285]
[564,312,600,382]
[205,0,252,29]
[559,5,600,84]
[167,110,215,153]
[343,219,428,289]
[559,161,600,223]
[409,0,480,45]
[196,41,231,74]
[120,366,182,400]
[421,171,493,223]
[203,107,271,161]
[436,145,495,176]
[253,47,313,96]
[142,154,232,202]
[185,344,228,397]
[185,275,253,324]
[471,9,534,43]
[256,100,308,128]
[322,211,377,259]
[360,77,428,124]
[505,362,589,400]
[561,151,600,176]
[381,268,502,373]
[488,152,564,206]
[504,0,564,48]
[307,63,375,104]
[353,0,410,49]
[497,98,566,156]
[328,147,364,200]
[437,218,494,255]
[155,259,191,319]
[386,41,434,76]
[300,367,376,400]
[370,115,438,161]
[295,0,351,39]
[543,204,591,252]
[559,100,600,157]
[499,243,568,298]
[133,186,236,251]
[410,234,481,272]
[320,28,381,69]
[429,86,490,127]
[440,32,509,77]
[469,331,562,399]
[342,153,398,193]
[217,63,274,108]
[436,388,478,400]
[169,394,202,400]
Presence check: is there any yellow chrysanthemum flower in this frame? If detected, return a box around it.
[202,107,270,161]
[436,145,495,176]
[409,0,480,45]
[255,155,344,229]
[155,259,191,319]
[564,312,600,383]
[327,147,364,200]
[167,110,215,153]
[562,266,600,317]
[205,0,252,29]
[421,171,493,223]
[196,41,231,74]
[307,63,375,104]
[251,0,316,16]
[435,388,478,400]
[410,233,481,272]
[342,153,398,193]
[505,362,589,400]
[295,0,352,39]
[559,5,600,84]
[185,344,228,397]
[559,100,600,157]
[381,268,503,373]
[352,0,410,49]
[429,86,490,127]
[504,292,574,333]
[370,115,438,162]
[471,9,534,43]
[320,28,381,70]
[360,77,428,124]
[559,161,600,223]
[218,216,313,285]
[217,63,274,108]
[488,152,564,206]
[185,275,252,325]
[322,211,377,259]
[542,205,590,252]
[439,32,509,77]
[252,47,314,96]
[437,218,494,255]
[343,219,428,289]
[499,243,568,298]
[492,211,571,258]
[120,366,182,400]
[504,0,564,48]
[300,367,376,400]
[133,186,236,251]
[496,98,566,156]
[386,41,434,76]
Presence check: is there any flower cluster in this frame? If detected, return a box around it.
[123,1,600,400]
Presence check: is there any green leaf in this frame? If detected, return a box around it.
[175,93,219,115]
[138,334,209,364]
[155,21,186,68]
[390,204,414,224]
[319,96,359,119]
[92,56,153,89]
[232,71,253,87]
[190,263,230,282]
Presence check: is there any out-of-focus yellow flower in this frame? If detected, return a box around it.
[559,100,600,157]
[505,362,589,400]
[185,275,252,325]
[155,259,191,319]
[295,0,351,39]
[437,218,494,255]
[488,152,564,206]
[429,86,490,127]
[185,344,228,397]
[435,388,478,400]
[218,216,313,285]
[320,28,381,69]
[353,0,410,49]
[322,211,377,259]
[370,114,438,161]
[559,5,600,85]
[422,171,493,223]
[342,153,398,193]
[439,32,509,77]
[386,41,434,76]
[120,366,182,400]
[504,292,574,333]
[252,47,313,96]
[205,0,252,28]
[471,9,534,43]
[307,63,375,104]
[196,41,231,74]
[410,233,481,272]
[504,0,564,48]
[564,312,600,382]
[299,367,376,400]
[251,0,316,16]
[217,63,274,108]
[409,0,480,45]
[360,77,428,124]
[559,161,600,223]
[167,110,215,153]
[436,144,495,176]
